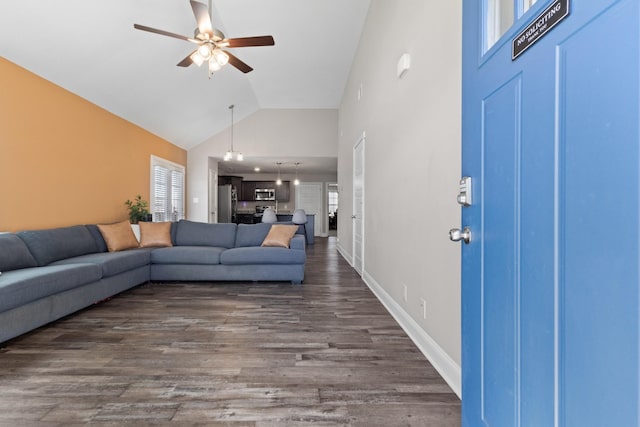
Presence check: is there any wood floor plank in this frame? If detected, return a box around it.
[0,237,460,425]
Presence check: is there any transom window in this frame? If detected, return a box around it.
[485,0,539,51]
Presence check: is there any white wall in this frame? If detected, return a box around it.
[337,0,462,394]
[188,109,338,222]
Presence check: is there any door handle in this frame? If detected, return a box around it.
[449,227,472,244]
[351,215,357,219]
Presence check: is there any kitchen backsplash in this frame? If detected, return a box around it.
[236,201,293,214]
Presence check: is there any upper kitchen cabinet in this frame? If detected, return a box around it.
[276,181,290,202]
[219,175,243,191]
[240,180,290,202]
[240,181,256,201]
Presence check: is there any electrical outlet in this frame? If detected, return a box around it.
[403,284,408,303]
[420,298,427,319]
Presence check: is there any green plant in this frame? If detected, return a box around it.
[125,195,150,224]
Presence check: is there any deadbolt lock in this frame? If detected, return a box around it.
[457,176,472,207]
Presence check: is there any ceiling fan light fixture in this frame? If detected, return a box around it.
[133,2,275,79]
[190,51,204,67]
[236,152,244,161]
[197,43,212,60]
[213,49,229,66]
[208,59,221,73]
[224,150,232,161]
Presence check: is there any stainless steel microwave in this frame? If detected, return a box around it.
[255,188,276,201]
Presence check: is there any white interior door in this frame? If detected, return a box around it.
[295,182,323,236]
[353,134,364,275]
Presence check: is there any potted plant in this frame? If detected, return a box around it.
[125,195,150,224]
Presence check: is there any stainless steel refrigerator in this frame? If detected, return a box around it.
[217,185,237,223]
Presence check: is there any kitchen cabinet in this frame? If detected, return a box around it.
[276,181,290,202]
[219,175,242,190]
[236,213,258,224]
[240,181,256,201]
[240,181,290,202]
[255,181,275,190]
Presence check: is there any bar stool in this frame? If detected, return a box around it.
[261,207,277,223]
[292,209,308,243]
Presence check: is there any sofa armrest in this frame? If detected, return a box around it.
[290,234,306,251]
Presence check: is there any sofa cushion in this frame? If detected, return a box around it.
[234,223,273,248]
[0,264,103,313]
[17,225,99,266]
[97,220,140,252]
[85,224,108,253]
[139,222,173,248]
[0,234,38,272]
[220,246,306,265]
[51,249,152,277]
[151,246,225,265]
[175,220,237,248]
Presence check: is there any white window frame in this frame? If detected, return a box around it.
[150,155,185,222]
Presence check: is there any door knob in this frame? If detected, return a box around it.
[351,215,357,219]
[449,227,472,244]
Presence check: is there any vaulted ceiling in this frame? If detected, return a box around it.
[0,0,370,150]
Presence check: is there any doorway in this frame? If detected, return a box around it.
[327,183,338,237]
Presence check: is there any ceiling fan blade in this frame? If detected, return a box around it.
[133,24,197,43]
[177,50,197,67]
[225,36,275,48]
[225,51,253,73]
[190,0,213,37]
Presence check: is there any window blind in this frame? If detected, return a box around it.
[151,157,185,222]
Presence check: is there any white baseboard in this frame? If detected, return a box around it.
[335,246,460,397]
[336,243,353,266]
[361,270,461,398]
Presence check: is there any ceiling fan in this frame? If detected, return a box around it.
[134,0,274,78]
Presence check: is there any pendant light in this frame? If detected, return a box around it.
[276,162,282,186]
[294,162,300,186]
[224,105,243,161]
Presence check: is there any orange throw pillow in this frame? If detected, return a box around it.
[139,222,173,248]
[261,224,299,248]
[97,220,139,252]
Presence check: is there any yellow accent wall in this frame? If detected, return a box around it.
[0,58,187,232]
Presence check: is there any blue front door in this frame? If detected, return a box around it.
[461,0,639,425]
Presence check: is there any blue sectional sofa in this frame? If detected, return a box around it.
[0,220,306,343]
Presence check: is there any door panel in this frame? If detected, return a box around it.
[462,0,639,425]
[481,76,522,427]
[558,4,639,425]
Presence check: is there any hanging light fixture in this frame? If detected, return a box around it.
[294,162,300,186]
[276,162,282,186]
[224,105,243,161]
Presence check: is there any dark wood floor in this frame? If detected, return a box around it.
[0,237,461,426]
